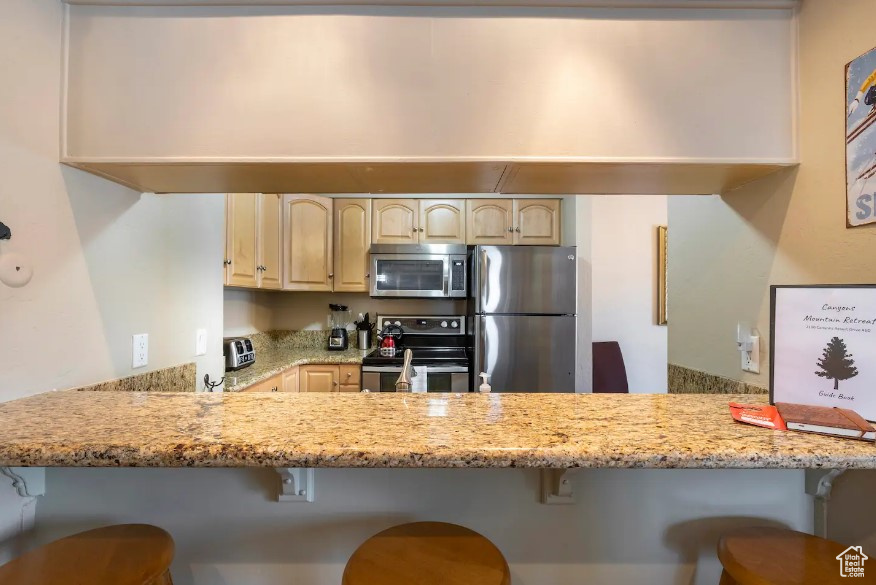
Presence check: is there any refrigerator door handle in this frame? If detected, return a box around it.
[480,249,489,309]
[475,316,485,379]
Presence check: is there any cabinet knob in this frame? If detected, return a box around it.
[366,272,370,278]
[515,227,521,233]
[346,372,352,378]
[328,273,334,278]
[224,259,231,265]
[507,227,513,232]
[333,381,339,386]
[419,227,424,232]
[272,387,278,392]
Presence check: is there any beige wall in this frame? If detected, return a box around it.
[591,196,668,392]
[64,4,794,161]
[0,0,225,403]
[669,0,876,386]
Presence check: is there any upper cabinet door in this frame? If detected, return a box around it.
[419,199,465,244]
[372,199,418,244]
[466,199,513,245]
[513,199,561,245]
[333,198,372,292]
[225,193,259,287]
[282,195,333,291]
[258,193,283,290]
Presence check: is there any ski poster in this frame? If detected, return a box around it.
[846,46,876,227]
[771,285,876,420]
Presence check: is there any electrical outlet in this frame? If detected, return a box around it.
[132,333,148,368]
[195,329,207,356]
[741,335,760,374]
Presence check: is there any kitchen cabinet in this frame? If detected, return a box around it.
[282,195,333,291]
[224,193,283,289]
[419,199,465,244]
[242,373,282,393]
[257,193,283,290]
[241,364,360,393]
[372,199,418,244]
[333,199,372,292]
[513,199,561,245]
[339,364,361,392]
[282,366,299,393]
[466,199,514,245]
[224,193,259,287]
[299,364,340,392]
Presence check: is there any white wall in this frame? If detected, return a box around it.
[34,467,810,585]
[64,5,794,161]
[591,196,668,392]
[0,0,225,400]
[0,0,224,560]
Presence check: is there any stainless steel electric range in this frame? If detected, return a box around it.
[361,315,470,393]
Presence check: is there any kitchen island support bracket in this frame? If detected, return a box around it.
[804,468,846,539]
[275,468,315,503]
[0,467,45,498]
[540,469,575,504]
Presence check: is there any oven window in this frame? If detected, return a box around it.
[377,372,454,392]
[375,260,444,291]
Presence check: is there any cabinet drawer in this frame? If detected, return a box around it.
[339,384,361,393]
[340,365,361,386]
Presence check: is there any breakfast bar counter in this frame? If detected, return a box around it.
[0,392,873,469]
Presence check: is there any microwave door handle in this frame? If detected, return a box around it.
[443,256,450,297]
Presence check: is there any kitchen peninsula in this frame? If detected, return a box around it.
[0,392,872,469]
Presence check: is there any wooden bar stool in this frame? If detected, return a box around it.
[0,524,174,585]
[718,526,865,584]
[343,521,511,585]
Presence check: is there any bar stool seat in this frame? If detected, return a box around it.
[0,524,174,585]
[718,526,861,585]
[343,521,510,585]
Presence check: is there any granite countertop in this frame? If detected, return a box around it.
[0,392,874,468]
[225,347,367,392]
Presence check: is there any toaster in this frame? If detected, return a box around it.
[224,337,255,371]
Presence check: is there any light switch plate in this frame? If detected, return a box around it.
[195,329,207,356]
[132,333,148,368]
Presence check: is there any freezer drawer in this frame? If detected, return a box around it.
[473,246,577,315]
[475,315,576,393]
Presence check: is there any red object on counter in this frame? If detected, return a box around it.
[729,402,787,430]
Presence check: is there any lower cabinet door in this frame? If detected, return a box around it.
[339,365,361,390]
[243,373,283,393]
[299,365,340,392]
[282,366,299,392]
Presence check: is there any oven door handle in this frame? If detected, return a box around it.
[362,366,470,374]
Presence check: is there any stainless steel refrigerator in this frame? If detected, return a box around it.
[471,245,577,393]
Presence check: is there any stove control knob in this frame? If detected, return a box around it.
[394,321,401,326]
[440,321,448,328]
[451,321,458,328]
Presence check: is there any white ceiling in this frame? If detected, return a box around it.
[63,0,797,9]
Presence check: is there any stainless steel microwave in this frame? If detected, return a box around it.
[369,244,467,298]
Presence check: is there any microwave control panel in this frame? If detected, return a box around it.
[451,260,466,291]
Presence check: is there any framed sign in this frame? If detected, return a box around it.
[656,225,668,325]
[846,46,876,227]
[771,285,876,421]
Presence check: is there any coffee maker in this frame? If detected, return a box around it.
[328,304,351,351]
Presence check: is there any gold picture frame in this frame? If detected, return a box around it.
[657,225,668,325]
